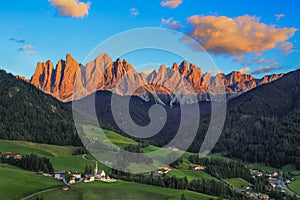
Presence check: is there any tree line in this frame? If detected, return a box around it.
[1,153,54,173]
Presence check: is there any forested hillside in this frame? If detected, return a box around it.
[0,70,81,146]
[191,69,300,168]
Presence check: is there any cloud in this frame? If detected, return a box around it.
[238,67,251,74]
[49,0,91,18]
[25,50,37,56]
[207,69,223,75]
[270,61,279,66]
[233,57,276,66]
[169,20,182,30]
[17,45,33,52]
[161,18,182,30]
[186,15,297,56]
[10,38,26,44]
[252,58,275,64]
[251,66,281,75]
[275,14,285,21]
[160,0,182,8]
[129,8,139,17]
[233,57,249,63]
[16,44,37,55]
[279,42,296,54]
[161,17,173,25]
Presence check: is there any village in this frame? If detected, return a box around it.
[53,161,117,187]
[0,151,117,190]
[235,169,297,199]
[0,151,298,199]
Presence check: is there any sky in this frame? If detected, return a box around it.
[0,0,300,78]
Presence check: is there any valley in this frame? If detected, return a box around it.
[0,124,299,199]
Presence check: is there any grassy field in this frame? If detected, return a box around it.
[29,181,216,200]
[224,178,253,190]
[0,164,61,200]
[83,124,137,148]
[0,139,78,157]
[167,169,217,182]
[288,176,300,195]
[250,164,278,173]
[50,155,110,173]
[0,139,109,172]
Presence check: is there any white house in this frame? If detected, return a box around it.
[54,170,67,180]
[84,174,95,183]
[71,171,82,179]
[194,165,204,170]
[96,170,106,180]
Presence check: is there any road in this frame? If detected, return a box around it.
[277,178,299,198]
[20,187,60,200]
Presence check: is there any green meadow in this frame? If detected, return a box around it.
[288,176,300,195]
[0,164,61,200]
[28,181,216,200]
[224,178,253,190]
[167,169,217,182]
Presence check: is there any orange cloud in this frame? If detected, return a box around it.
[169,20,182,30]
[186,15,297,56]
[233,57,249,63]
[160,0,182,8]
[49,0,91,18]
[238,67,251,74]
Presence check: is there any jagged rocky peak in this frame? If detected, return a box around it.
[172,62,179,71]
[27,52,285,103]
[31,60,54,91]
[179,60,189,77]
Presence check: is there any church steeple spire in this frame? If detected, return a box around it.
[94,161,98,176]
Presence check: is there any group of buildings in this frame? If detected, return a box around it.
[0,152,22,159]
[54,162,116,184]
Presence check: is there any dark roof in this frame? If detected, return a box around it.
[72,171,81,174]
[55,170,66,174]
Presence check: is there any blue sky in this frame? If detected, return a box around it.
[1,0,299,78]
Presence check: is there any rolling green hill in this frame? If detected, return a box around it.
[167,169,217,182]
[224,178,253,190]
[28,181,216,200]
[0,164,61,200]
[0,139,108,173]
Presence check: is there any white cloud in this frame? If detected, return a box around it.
[129,8,139,17]
[161,17,173,25]
[275,14,285,21]
[17,45,33,52]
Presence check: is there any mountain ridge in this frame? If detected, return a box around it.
[28,53,284,103]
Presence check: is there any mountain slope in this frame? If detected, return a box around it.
[30,53,284,103]
[0,69,81,146]
[74,69,300,168]
[192,69,300,167]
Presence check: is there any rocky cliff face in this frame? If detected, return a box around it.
[29,53,284,103]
